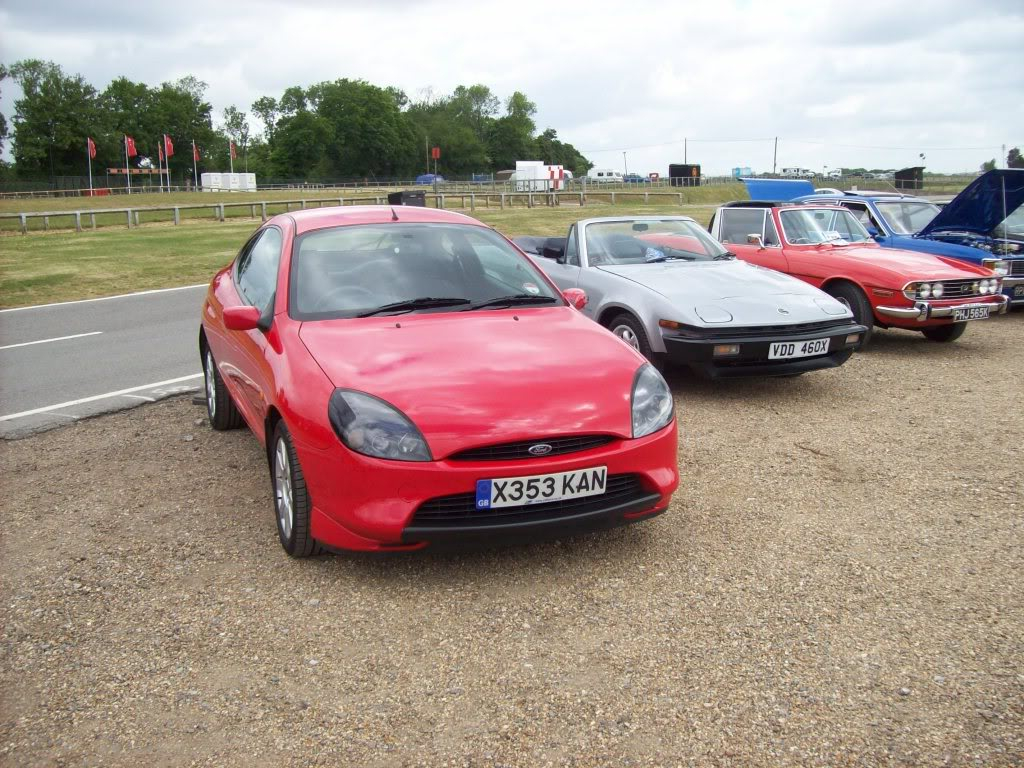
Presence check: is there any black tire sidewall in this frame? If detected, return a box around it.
[609,313,654,361]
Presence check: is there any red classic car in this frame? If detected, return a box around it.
[200,205,678,556]
[709,202,1008,344]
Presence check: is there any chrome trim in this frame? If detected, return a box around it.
[1002,276,1024,287]
[876,304,926,320]
[876,296,1008,322]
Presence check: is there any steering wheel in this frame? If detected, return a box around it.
[310,285,377,312]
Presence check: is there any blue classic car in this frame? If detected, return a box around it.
[795,169,1024,305]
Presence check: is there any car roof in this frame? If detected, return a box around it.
[576,214,698,226]
[273,205,484,235]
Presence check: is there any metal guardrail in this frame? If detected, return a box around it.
[0,190,701,234]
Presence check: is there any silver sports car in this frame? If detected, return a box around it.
[514,215,867,378]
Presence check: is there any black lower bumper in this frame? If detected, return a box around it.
[662,323,867,379]
[401,493,664,548]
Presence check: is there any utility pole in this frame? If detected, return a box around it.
[684,138,687,164]
[773,137,778,175]
[623,151,628,176]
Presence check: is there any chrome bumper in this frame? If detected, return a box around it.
[1002,276,1024,287]
[876,295,1009,322]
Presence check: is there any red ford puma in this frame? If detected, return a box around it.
[200,206,678,556]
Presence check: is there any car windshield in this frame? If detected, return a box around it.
[779,208,872,244]
[993,204,1024,241]
[584,219,730,264]
[873,200,941,234]
[290,223,561,319]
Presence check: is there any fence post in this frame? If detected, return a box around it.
[611,192,616,205]
[261,202,267,222]
[301,199,307,209]
[126,210,132,229]
[43,216,49,231]
[678,193,683,205]
[219,204,225,222]
[19,214,27,234]
[90,214,96,230]
[250,204,256,219]
[134,211,140,226]
[644,192,649,204]
[173,207,180,225]
[500,193,505,210]
[579,192,585,207]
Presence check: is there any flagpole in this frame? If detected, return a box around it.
[193,140,198,189]
[124,136,132,194]
[229,143,234,174]
[87,139,94,196]
[157,140,163,193]
[163,135,170,192]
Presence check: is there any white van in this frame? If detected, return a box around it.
[587,168,623,184]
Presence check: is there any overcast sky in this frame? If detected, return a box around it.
[2,0,1022,175]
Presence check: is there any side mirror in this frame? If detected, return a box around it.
[562,288,588,311]
[223,305,262,331]
[866,226,881,239]
[746,233,766,249]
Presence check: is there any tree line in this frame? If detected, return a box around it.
[0,60,593,183]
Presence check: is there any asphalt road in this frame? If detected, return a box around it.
[0,285,208,438]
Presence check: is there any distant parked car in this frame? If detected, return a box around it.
[415,173,445,185]
[795,169,1024,305]
[709,201,1008,345]
[623,174,648,184]
[514,215,867,378]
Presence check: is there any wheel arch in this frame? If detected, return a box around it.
[264,406,283,467]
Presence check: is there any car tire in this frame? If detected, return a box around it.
[608,313,659,365]
[271,420,322,558]
[825,282,874,346]
[204,346,243,430]
[922,322,967,343]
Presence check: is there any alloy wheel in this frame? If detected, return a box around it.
[274,438,294,541]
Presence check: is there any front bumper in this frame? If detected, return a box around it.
[661,321,866,379]
[875,295,1009,322]
[295,421,679,552]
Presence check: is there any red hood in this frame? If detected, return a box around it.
[791,243,993,283]
[298,308,645,458]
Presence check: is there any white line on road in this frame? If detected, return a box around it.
[0,373,203,422]
[0,284,207,313]
[0,331,103,351]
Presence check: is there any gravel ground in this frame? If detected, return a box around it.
[2,316,1022,767]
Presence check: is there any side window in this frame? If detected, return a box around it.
[764,214,781,246]
[842,202,871,225]
[236,227,282,309]
[565,225,579,266]
[719,209,766,245]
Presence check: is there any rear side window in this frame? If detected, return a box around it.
[565,225,580,266]
[235,227,282,310]
[718,209,765,245]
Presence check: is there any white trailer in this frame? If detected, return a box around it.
[512,160,567,192]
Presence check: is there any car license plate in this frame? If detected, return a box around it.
[1014,286,1024,297]
[475,466,607,510]
[769,338,830,360]
[953,306,990,321]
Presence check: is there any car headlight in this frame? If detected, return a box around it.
[328,389,432,461]
[918,283,932,299]
[631,364,674,438]
[930,282,944,298]
[982,258,1009,276]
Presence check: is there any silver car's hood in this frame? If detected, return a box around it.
[597,260,852,325]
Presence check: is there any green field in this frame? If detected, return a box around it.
[0,197,735,308]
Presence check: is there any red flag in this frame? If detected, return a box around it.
[125,135,137,157]
[193,142,200,162]
[163,134,174,158]
[230,141,237,160]
[87,137,97,159]
[158,145,164,162]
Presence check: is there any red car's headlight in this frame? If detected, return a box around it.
[328,389,432,462]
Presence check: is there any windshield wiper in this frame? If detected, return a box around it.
[464,294,559,310]
[356,297,470,317]
[714,252,736,260]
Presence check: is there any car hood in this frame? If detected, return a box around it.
[917,169,1024,237]
[791,244,994,282]
[597,260,853,325]
[298,307,644,458]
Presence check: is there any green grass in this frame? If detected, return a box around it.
[0,195,733,308]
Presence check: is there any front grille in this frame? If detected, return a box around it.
[449,435,615,461]
[682,319,853,340]
[412,473,646,526]
[1010,260,1024,276]
[932,279,982,299]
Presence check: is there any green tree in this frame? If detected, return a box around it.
[8,59,102,178]
[487,92,537,170]
[1008,147,1023,169]
[981,158,997,172]
[251,96,279,141]
[271,110,331,179]
[222,105,251,170]
[149,77,216,182]
[534,128,592,175]
[0,64,9,150]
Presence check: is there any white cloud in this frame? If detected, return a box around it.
[1,0,1022,173]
